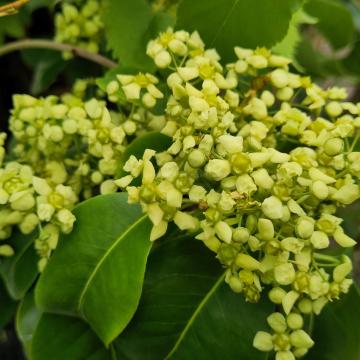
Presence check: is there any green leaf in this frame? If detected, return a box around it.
[273,9,317,65]
[305,285,360,360]
[0,230,38,300]
[103,0,175,70]
[117,131,172,178]
[0,11,29,44]
[21,49,66,95]
[35,193,152,345]
[16,289,42,356]
[177,0,301,62]
[31,314,111,360]
[115,235,272,359]
[304,0,355,49]
[0,280,16,330]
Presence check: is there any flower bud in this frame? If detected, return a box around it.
[310,231,329,249]
[228,276,243,293]
[251,168,274,190]
[269,287,287,304]
[154,50,172,68]
[257,218,274,240]
[333,257,352,282]
[188,149,206,168]
[215,221,233,243]
[262,196,283,219]
[325,101,342,117]
[205,159,231,181]
[333,228,357,247]
[332,184,360,205]
[274,263,296,285]
[290,330,314,349]
[235,254,260,270]
[253,331,273,352]
[298,298,313,314]
[174,211,199,231]
[267,312,287,333]
[270,69,289,88]
[287,313,303,330]
[309,168,336,184]
[281,237,303,254]
[236,174,257,194]
[217,135,243,154]
[311,180,329,200]
[296,217,314,239]
[0,245,14,257]
[233,227,250,243]
[324,138,343,156]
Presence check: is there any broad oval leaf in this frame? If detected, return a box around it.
[0,230,38,300]
[115,235,272,359]
[16,289,42,356]
[116,131,172,178]
[31,314,111,360]
[35,193,152,345]
[305,285,360,360]
[177,0,301,62]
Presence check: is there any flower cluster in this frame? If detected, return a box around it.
[0,160,77,270]
[55,0,104,58]
[116,28,360,359]
[1,91,140,268]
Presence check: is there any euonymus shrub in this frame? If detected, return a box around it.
[1,25,360,359]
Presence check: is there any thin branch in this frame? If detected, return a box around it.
[0,0,29,16]
[0,39,117,69]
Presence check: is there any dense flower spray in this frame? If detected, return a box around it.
[113,28,360,359]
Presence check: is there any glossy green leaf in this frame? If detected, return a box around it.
[31,314,111,360]
[0,280,16,330]
[103,0,175,70]
[16,289,42,356]
[0,230,38,300]
[117,132,172,178]
[35,193,152,345]
[304,0,355,49]
[305,285,360,360]
[177,0,300,62]
[115,235,272,359]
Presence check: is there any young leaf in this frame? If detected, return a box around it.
[35,193,152,346]
[31,314,111,360]
[305,285,360,360]
[103,0,175,71]
[116,132,172,178]
[115,235,272,359]
[177,0,301,62]
[16,289,42,356]
[0,230,38,300]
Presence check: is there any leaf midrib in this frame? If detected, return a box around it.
[164,271,226,359]
[77,215,147,314]
[210,0,240,46]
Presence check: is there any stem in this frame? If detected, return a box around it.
[0,0,28,16]
[0,39,117,69]
[313,253,340,264]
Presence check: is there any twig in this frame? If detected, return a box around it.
[0,39,117,69]
[0,0,29,16]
